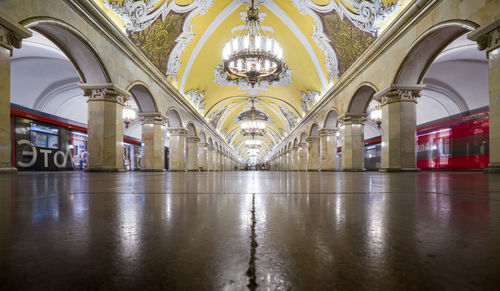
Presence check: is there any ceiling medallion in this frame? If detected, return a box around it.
[220,0,288,87]
[239,98,267,137]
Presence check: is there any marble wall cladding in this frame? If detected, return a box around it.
[307,138,320,171]
[186,139,199,171]
[142,123,165,170]
[0,48,12,169]
[292,148,299,171]
[381,101,417,170]
[168,133,186,171]
[320,133,337,171]
[87,99,124,170]
[341,124,364,171]
[489,47,500,167]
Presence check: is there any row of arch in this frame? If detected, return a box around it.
[271,19,482,161]
[20,17,236,159]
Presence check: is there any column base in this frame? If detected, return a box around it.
[85,167,126,172]
[0,167,18,174]
[342,169,366,172]
[141,169,166,172]
[320,169,338,172]
[379,168,420,172]
[187,169,200,172]
[168,169,186,172]
[483,166,500,173]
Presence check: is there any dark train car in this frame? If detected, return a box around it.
[362,107,489,170]
[11,104,142,171]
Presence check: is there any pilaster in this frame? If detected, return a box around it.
[140,112,166,171]
[319,128,338,171]
[306,136,320,171]
[374,85,424,172]
[339,113,366,171]
[168,127,187,171]
[292,146,299,171]
[186,136,200,171]
[198,142,208,171]
[80,83,130,171]
[469,19,500,173]
[0,13,31,173]
[298,143,308,171]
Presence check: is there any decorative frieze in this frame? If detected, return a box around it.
[139,112,166,125]
[468,18,500,54]
[167,127,187,136]
[319,128,338,137]
[186,136,201,143]
[79,83,130,105]
[338,113,367,126]
[0,13,32,53]
[374,85,424,107]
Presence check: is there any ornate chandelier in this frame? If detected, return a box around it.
[221,0,287,87]
[369,104,382,128]
[122,103,136,128]
[239,98,267,137]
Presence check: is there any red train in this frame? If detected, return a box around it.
[364,107,490,170]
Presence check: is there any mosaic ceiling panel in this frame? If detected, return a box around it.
[94,0,407,161]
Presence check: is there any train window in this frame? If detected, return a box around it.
[30,123,59,149]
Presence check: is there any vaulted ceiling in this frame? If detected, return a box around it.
[93,0,408,162]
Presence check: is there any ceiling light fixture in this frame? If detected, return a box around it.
[239,98,267,137]
[221,0,287,87]
[123,103,136,128]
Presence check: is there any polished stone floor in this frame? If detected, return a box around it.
[0,171,499,290]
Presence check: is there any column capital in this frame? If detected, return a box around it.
[139,112,167,125]
[292,145,299,151]
[319,128,338,137]
[468,18,500,54]
[186,136,201,143]
[306,136,320,143]
[338,113,367,126]
[207,145,215,151]
[199,142,208,148]
[0,12,32,53]
[373,84,425,106]
[298,142,308,148]
[168,127,187,136]
[79,83,131,105]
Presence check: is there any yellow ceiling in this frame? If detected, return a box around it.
[93,0,408,162]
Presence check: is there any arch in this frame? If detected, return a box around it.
[186,122,197,137]
[22,17,110,84]
[166,107,183,128]
[299,132,307,143]
[199,131,207,143]
[322,108,339,129]
[208,137,213,146]
[394,20,479,85]
[347,83,378,114]
[309,123,319,136]
[293,138,298,147]
[127,81,159,113]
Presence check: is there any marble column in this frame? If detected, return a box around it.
[286,151,292,171]
[0,15,31,173]
[319,128,338,171]
[167,128,186,171]
[140,112,166,171]
[198,143,208,171]
[292,146,299,171]
[207,146,215,171]
[469,19,500,173]
[339,113,366,171]
[216,150,222,171]
[307,136,320,171]
[374,85,423,171]
[80,84,130,172]
[298,143,308,171]
[186,136,200,171]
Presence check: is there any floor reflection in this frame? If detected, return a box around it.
[0,171,499,290]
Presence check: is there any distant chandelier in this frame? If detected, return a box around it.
[123,103,136,128]
[221,0,287,87]
[239,98,267,137]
